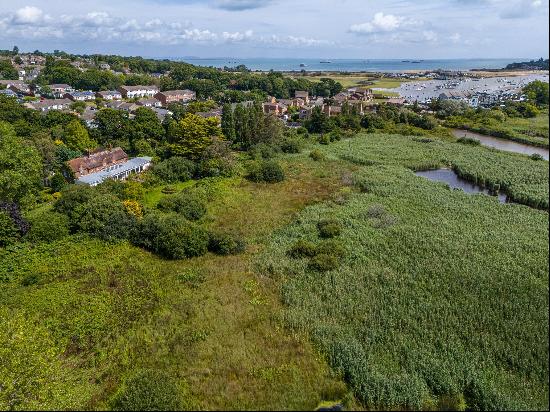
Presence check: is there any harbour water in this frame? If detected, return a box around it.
[452,129,549,160]
[415,169,508,203]
[173,58,529,72]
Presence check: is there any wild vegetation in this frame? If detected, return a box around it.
[259,133,549,410]
[1,48,549,410]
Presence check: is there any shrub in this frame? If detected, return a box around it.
[317,134,331,145]
[53,185,97,230]
[0,211,20,247]
[328,130,343,142]
[208,231,246,255]
[530,153,544,161]
[75,194,136,241]
[315,239,346,259]
[250,143,280,160]
[153,157,196,183]
[366,204,386,218]
[457,137,481,146]
[288,239,317,258]
[157,191,207,221]
[25,211,69,243]
[309,149,326,161]
[109,369,183,411]
[279,137,302,153]
[317,219,342,239]
[157,216,209,259]
[247,160,285,183]
[308,253,339,272]
[134,214,209,259]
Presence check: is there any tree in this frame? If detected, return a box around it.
[0,122,42,203]
[305,106,333,133]
[62,119,97,152]
[0,60,18,80]
[221,104,235,141]
[131,107,165,151]
[523,80,549,107]
[167,113,222,159]
[93,108,132,147]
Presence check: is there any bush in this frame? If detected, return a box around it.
[247,160,285,183]
[328,130,343,142]
[109,369,183,411]
[315,239,346,259]
[208,231,246,255]
[530,153,544,161]
[134,213,208,259]
[249,143,280,160]
[317,134,331,145]
[53,185,96,230]
[317,219,342,239]
[0,211,20,247]
[279,137,302,154]
[157,191,207,221]
[153,157,196,183]
[308,253,339,272]
[288,239,317,258]
[25,211,69,243]
[457,137,481,146]
[309,149,326,161]
[75,194,137,241]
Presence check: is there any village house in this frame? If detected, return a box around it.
[50,84,74,98]
[136,97,162,108]
[25,98,72,112]
[262,102,286,116]
[118,85,159,99]
[96,90,122,100]
[98,62,111,70]
[386,98,406,106]
[294,90,309,104]
[118,102,141,113]
[68,147,152,186]
[154,89,196,106]
[65,91,96,101]
[323,105,342,117]
[7,81,33,96]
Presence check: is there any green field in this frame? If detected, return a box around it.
[259,133,549,410]
[1,167,358,411]
[1,132,548,410]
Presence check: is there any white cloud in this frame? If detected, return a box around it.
[13,6,43,24]
[349,12,402,34]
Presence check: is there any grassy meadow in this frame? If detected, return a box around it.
[1,131,548,410]
[259,133,549,410]
[1,161,360,411]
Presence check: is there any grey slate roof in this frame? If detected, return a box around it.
[76,157,152,186]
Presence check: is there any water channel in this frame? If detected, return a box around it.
[451,129,549,160]
[415,169,508,203]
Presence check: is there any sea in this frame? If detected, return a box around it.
[173,58,534,72]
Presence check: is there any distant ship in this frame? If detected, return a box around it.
[402,60,411,62]
[411,60,422,63]
[320,60,332,64]
[300,63,307,67]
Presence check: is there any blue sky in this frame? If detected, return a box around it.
[0,0,548,58]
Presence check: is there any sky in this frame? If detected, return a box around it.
[0,0,548,59]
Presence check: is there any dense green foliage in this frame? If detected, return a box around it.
[247,160,285,183]
[109,369,184,411]
[332,133,549,210]
[260,135,549,410]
